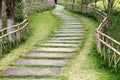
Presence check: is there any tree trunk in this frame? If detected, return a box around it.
[0,0,2,29]
[107,0,113,34]
[72,0,75,8]
[5,0,15,42]
[95,0,97,7]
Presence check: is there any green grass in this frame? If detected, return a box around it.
[60,10,118,80]
[90,0,120,10]
[0,10,61,74]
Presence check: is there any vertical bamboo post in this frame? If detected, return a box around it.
[109,41,113,68]
[96,30,101,53]
[26,15,29,34]
[17,24,21,43]
[0,31,3,54]
[113,53,117,72]
[101,35,104,57]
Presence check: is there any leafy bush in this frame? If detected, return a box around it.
[15,0,23,23]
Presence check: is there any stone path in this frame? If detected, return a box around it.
[0,5,84,80]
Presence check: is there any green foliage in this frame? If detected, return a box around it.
[92,0,120,42]
[15,0,23,23]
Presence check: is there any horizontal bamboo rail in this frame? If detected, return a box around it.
[66,4,120,72]
[23,3,55,14]
[0,3,55,54]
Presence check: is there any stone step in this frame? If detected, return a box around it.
[63,21,80,23]
[54,34,83,37]
[14,59,67,66]
[47,40,80,43]
[2,78,59,80]
[40,43,77,47]
[25,53,70,58]
[62,19,77,21]
[60,16,75,18]
[50,37,83,40]
[55,30,84,33]
[63,23,82,25]
[62,19,78,20]
[54,32,83,34]
[60,16,76,20]
[58,27,82,29]
[60,26,83,29]
[60,16,76,19]
[63,20,78,21]
[35,47,76,53]
[61,25,83,28]
[2,68,60,76]
[57,29,83,31]
[61,24,82,26]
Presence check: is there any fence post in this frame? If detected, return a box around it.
[0,31,3,54]
[17,24,21,43]
[0,38,2,54]
[96,30,101,53]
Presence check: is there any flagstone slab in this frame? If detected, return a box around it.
[2,68,61,76]
[64,23,82,25]
[63,21,80,23]
[35,47,76,52]
[25,53,70,58]
[14,59,67,66]
[54,34,83,37]
[2,78,59,80]
[60,26,83,29]
[57,29,83,32]
[40,43,77,47]
[47,40,80,43]
[61,25,82,27]
[55,30,84,33]
[58,29,82,31]
[50,37,82,40]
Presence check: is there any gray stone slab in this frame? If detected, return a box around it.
[55,32,84,35]
[62,20,78,22]
[64,23,82,25]
[60,16,75,18]
[62,19,77,20]
[25,53,70,58]
[55,31,84,33]
[41,43,77,47]
[57,30,83,32]
[61,24,82,27]
[50,37,83,40]
[60,27,83,29]
[47,40,80,43]
[2,68,61,76]
[63,21,80,23]
[14,59,67,66]
[2,78,59,80]
[58,29,82,31]
[61,26,83,28]
[35,47,76,52]
[54,34,83,37]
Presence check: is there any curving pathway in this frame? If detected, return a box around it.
[1,5,84,80]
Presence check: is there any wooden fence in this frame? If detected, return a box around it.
[23,3,55,14]
[66,4,120,72]
[0,3,55,55]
